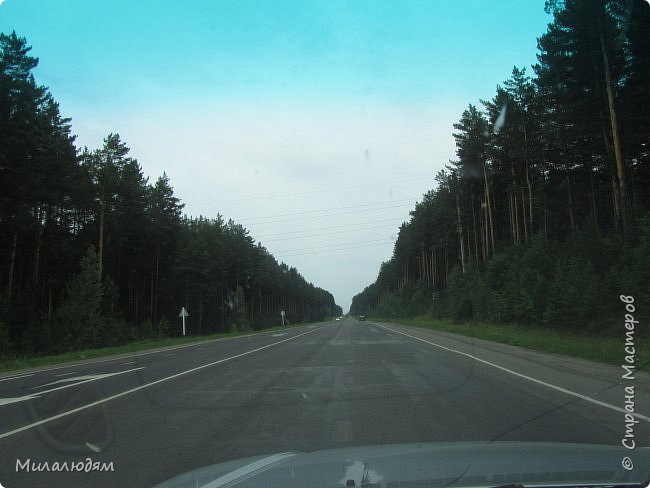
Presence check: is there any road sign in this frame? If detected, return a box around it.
[179,307,189,336]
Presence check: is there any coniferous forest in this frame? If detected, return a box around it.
[351,0,650,332]
[0,31,341,357]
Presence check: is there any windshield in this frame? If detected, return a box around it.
[0,1,648,487]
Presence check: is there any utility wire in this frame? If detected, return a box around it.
[197,175,430,205]
[262,222,398,242]
[274,238,391,254]
[245,203,414,225]
[240,197,418,222]
[276,240,393,258]
[254,216,401,238]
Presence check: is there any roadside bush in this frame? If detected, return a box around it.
[0,319,12,357]
[447,267,476,322]
[22,316,55,355]
[52,247,106,351]
[615,214,650,335]
[229,286,251,332]
[158,315,171,337]
[543,254,601,328]
[140,319,153,338]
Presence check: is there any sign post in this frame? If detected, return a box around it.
[179,307,189,336]
[281,310,285,326]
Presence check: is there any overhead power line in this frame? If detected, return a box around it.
[254,216,401,238]
[245,203,414,225]
[276,240,394,258]
[240,197,418,222]
[201,175,431,205]
[262,222,398,243]
[274,238,391,254]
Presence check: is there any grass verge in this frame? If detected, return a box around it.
[374,316,649,369]
[0,321,313,374]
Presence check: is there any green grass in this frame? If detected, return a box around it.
[0,321,312,373]
[374,316,649,369]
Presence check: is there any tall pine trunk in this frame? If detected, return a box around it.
[565,162,575,238]
[98,199,105,280]
[524,126,533,236]
[482,161,495,254]
[8,232,18,300]
[599,21,628,240]
[455,193,466,274]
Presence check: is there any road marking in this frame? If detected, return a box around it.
[0,395,40,406]
[0,327,322,440]
[54,372,77,377]
[31,368,145,393]
[0,368,146,407]
[0,373,33,383]
[377,323,650,423]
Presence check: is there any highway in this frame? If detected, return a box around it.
[0,317,648,487]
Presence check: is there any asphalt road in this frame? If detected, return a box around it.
[0,318,648,487]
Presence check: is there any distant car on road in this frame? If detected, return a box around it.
[359,315,366,321]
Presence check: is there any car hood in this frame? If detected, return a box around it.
[152,442,650,488]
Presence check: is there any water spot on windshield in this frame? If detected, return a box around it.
[364,149,372,167]
[493,104,507,133]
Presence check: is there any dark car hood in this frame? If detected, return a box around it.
[153,442,650,488]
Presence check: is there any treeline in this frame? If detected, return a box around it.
[0,31,341,356]
[351,0,650,332]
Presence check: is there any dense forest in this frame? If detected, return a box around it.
[0,31,341,356]
[351,0,650,332]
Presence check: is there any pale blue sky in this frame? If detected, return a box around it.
[1,0,551,312]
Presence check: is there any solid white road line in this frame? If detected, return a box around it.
[0,327,321,440]
[0,395,41,407]
[376,323,650,423]
[0,373,34,383]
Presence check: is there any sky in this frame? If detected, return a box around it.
[0,0,551,313]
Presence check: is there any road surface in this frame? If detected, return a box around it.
[0,318,648,487]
